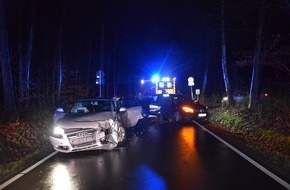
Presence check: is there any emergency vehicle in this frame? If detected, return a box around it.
[139,76,176,115]
[140,76,176,96]
[155,77,176,95]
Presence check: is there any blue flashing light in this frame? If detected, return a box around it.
[140,79,145,84]
[151,75,159,83]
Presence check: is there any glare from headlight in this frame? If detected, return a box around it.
[54,126,65,135]
[182,106,194,113]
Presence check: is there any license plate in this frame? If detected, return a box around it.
[70,135,96,146]
[198,113,207,117]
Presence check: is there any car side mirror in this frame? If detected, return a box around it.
[54,107,65,123]
[55,107,64,113]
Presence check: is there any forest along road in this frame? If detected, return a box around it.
[1,120,289,190]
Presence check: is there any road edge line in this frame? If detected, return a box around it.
[0,151,58,190]
[193,120,290,190]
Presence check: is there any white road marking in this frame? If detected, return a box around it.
[193,120,290,190]
[0,151,58,190]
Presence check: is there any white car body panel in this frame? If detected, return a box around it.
[125,106,143,127]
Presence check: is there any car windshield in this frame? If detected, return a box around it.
[70,100,115,114]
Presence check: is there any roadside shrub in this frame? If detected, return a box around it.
[253,128,290,154]
[0,111,54,181]
[210,108,252,133]
[255,95,290,134]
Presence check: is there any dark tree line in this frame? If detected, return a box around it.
[0,1,17,121]
[1,0,290,122]
[217,0,290,108]
[0,0,106,121]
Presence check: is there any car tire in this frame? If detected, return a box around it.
[117,126,126,143]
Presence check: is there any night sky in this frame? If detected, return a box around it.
[3,0,290,97]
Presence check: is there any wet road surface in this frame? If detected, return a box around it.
[2,120,288,190]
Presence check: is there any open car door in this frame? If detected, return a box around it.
[119,98,143,127]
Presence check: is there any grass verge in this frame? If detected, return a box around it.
[208,107,290,182]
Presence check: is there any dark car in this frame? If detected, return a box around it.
[172,97,208,122]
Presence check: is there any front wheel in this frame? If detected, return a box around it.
[117,126,126,143]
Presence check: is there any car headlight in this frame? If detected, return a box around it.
[182,106,194,113]
[53,125,65,136]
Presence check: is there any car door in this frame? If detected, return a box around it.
[120,98,143,127]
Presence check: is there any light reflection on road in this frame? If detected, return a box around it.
[171,125,204,188]
[179,126,196,159]
[50,164,76,190]
[132,164,167,190]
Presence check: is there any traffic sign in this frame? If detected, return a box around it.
[96,70,105,85]
[188,77,194,86]
[96,78,105,85]
[96,70,105,78]
[196,89,200,95]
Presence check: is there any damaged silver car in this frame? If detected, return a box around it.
[50,97,143,153]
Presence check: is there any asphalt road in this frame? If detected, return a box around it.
[2,119,288,190]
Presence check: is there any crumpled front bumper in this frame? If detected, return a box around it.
[49,125,119,153]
